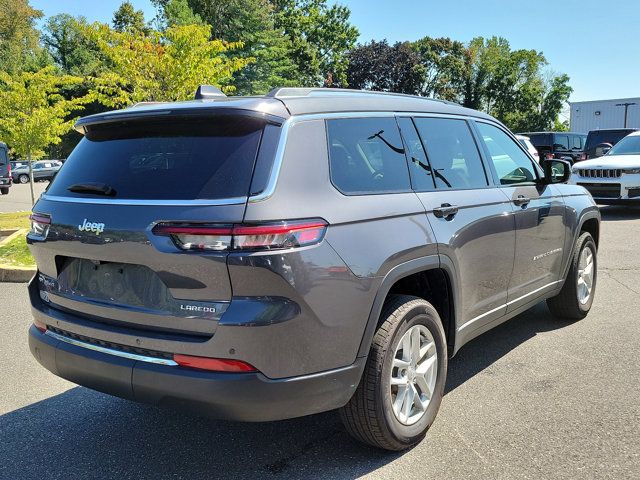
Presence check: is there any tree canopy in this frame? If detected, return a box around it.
[0,0,574,160]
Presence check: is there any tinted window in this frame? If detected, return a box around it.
[397,117,435,191]
[47,116,265,200]
[571,135,583,150]
[477,122,538,185]
[327,118,410,194]
[608,135,640,155]
[553,134,569,149]
[585,130,638,150]
[413,117,487,189]
[527,133,551,147]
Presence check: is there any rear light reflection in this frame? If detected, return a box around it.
[33,319,47,333]
[153,219,327,252]
[173,354,257,373]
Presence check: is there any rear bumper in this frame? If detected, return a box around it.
[29,325,364,421]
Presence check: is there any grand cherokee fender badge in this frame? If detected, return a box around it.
[78,218,105,235]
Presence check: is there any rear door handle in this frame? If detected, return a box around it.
[513,195,530,207]
[433,203,459,219]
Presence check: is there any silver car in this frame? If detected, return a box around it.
[12,160,62,183]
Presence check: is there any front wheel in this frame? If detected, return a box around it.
[18,174,29,184]
[547,232,597,319]
[339,295,447,450]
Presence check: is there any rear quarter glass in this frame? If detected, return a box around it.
[47,116,267,200]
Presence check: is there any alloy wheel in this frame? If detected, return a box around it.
[390,324,438,426]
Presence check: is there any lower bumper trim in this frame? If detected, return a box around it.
[45,329,178,366]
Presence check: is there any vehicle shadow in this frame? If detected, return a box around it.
[0,304,570,480]
[598,204,640,221]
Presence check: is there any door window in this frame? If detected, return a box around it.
[396,117,435,191]
[476,122,538,185]
[413,117,488,189]
[327,117,411,194]
[553,134,569,150]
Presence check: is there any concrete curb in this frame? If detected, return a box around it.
[0,228,23,246]
[0,228,35,282]
[0,265,35,282]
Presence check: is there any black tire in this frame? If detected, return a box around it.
[0,187,8,195]
[18,174,29,184]
[547,232,597,320]
[339,295,447,451]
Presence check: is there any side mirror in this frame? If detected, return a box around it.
[594,142,612,157]
[541,158,571,184]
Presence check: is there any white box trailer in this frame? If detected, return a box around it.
[570,98,640,133]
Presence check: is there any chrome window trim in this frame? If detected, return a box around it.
[40,194,247,206]
[458,280,563,332]
[248,111,491,203]
[45,329,178,366]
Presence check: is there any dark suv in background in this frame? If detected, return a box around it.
[582,128,639,160]
[520,132,587,164]
[27,87,600,451]
[0,142,11,195]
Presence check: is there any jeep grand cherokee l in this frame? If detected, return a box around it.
[27,86,600,451]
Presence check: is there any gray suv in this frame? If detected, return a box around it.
[27,87,600,451]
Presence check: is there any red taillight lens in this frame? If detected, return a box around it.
[545,153,554,160]
[29,213,51,238]
[153,219,327,252]
[33,319,47,333]
[581,153,587,161]
[173,354,257,372]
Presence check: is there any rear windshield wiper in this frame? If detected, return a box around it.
[67,182,116,196]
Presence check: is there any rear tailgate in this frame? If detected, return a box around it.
[28,113,277,343]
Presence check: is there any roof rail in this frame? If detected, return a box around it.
[264,87,459,105]
[130,101,169,108]
[194,85,226,100]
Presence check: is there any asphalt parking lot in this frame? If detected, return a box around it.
[0,182,48,213]
[1,205,639,480]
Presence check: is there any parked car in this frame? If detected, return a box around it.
[519,132,587,164]
[582,128,639,160]
[515,134,540,162]
[12,160,62,184]
[27,86,600,451]
[0,142,11,195]
[571,130,640,203]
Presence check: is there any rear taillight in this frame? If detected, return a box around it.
[545,153,554,160]
[153,219,327,252]
[173,354,256,372]
[580,153,587,161]
[29,213,51,238]
[33,319,47,333]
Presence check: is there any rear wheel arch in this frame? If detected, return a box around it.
[357,256,458,359]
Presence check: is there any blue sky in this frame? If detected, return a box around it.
[32,0,640,104]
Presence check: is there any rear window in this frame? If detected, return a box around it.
[0,148,7,165]
[585,130,638,150]
[47,116,265,200]
[327,117,411,194]
[527,134,551,147]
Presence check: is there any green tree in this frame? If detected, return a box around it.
[42,14,103,75]
[0,67,90,204]
[160,0,203,27]
[113,1,148,34]
[347,40,424,94]
[411,37,466,101]
[83,22,252,107]
[0,0,46,73]
[273,0,359,86]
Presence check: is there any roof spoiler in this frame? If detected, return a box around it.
[194,85,226,100]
